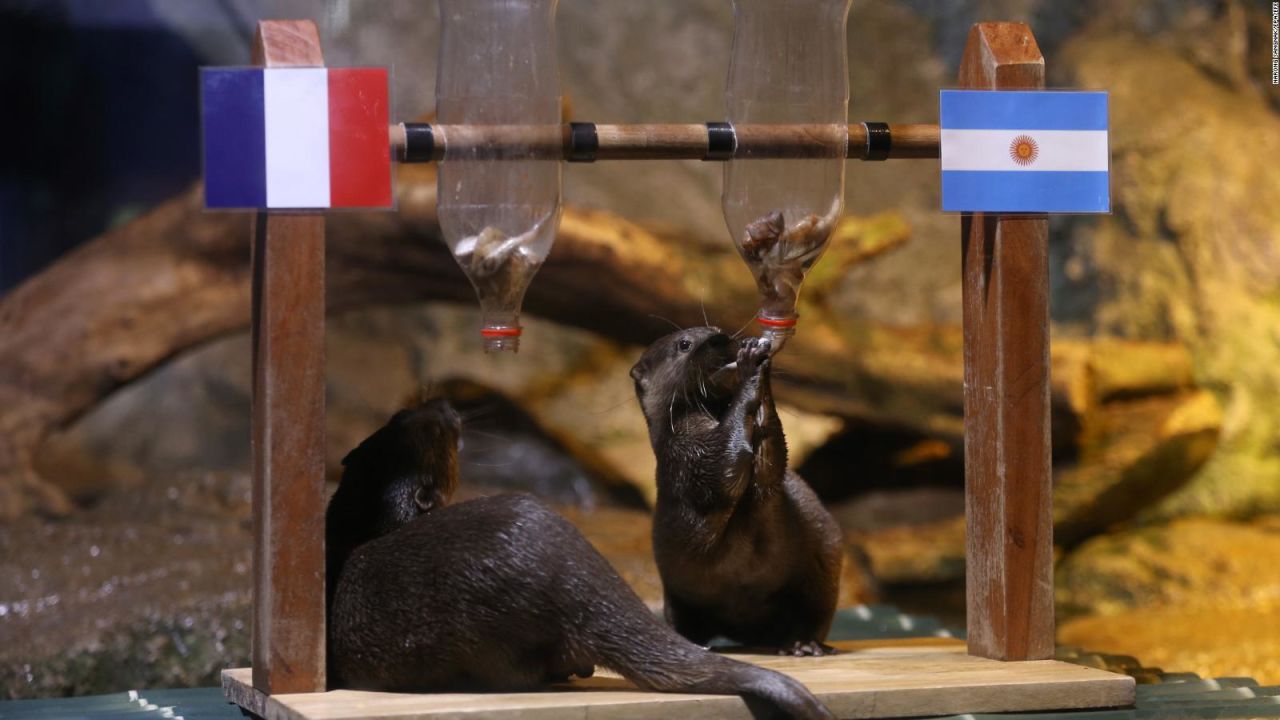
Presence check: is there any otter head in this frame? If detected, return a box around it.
[630,327,738,432]
[335,397,463,541]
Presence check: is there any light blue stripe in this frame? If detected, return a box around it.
[940,90,1108,131]
[941,170,1110,213]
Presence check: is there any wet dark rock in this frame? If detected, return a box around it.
[0,465,645,699]
[0,472,252,699]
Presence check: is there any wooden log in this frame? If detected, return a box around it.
[249,19,327,695]
[0,169,698,523]
[0,160,1150,525]
[959,22,1055,662]
[0,168,1159,522]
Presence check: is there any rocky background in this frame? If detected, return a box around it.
[1,0,1279,699]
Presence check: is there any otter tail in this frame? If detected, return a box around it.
[522,497,831,718]
[585,609,834,720]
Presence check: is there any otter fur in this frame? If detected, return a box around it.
[631,330,843,655]
[325,398,834,719]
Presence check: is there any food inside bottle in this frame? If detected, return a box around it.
[452,225,544,315]
[738,199,839,321]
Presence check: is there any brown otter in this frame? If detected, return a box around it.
[325,398,834,719]
[631,330,843,656]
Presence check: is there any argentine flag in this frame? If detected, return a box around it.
[940,90,1109,214]
[201,67,393,210]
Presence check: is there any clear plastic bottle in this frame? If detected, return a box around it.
[722,0,852,352]
[436,0,562,353]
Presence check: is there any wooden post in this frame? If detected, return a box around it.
[250,20,328,694]
[959,22,1054,662]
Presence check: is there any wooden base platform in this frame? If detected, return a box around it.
[222,640,1135,720]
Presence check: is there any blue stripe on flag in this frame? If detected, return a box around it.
[942,170,1110,213]
[202,68,266,209]
[940,90,1108,131]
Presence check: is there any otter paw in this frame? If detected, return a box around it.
[778,640,838,657]
[737,337,772,381]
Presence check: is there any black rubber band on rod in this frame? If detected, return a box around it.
[402,123,435,163]
[863,121,891,161]
[705,122,736,161]
[567,122,599,163]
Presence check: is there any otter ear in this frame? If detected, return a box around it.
[629,363,648,390]
[414,485,436,512]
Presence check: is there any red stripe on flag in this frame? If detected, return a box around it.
[328,68,392,208]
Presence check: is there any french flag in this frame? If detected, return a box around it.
[201,67,393,210]
[940,90,1109,213]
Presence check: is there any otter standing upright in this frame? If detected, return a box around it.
[632,329,843,655]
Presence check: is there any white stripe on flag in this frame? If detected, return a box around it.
[264,68,330,208]
[941,129,1108,172]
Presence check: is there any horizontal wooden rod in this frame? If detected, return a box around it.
[388,122,939,162]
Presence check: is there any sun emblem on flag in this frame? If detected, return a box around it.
[1009,134,1039,166]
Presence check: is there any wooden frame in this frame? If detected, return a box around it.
[957,21,1055,663]
[232,17,1128,720]
[250,20,328,696]
[224,642,1131,720]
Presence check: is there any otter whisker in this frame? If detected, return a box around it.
[461,459,519,468]
[648,314,683,332]
[591,394,641,414]
[461,429,513,442]
[696,396,715,421]
[458,407,497,423]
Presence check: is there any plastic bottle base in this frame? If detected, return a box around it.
[756,315,796,353]
[480,327,522,353]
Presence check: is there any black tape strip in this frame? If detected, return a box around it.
[567,122,599,163]
[863,121,891,161]
[705,122,736,161]
[402,123,435,163]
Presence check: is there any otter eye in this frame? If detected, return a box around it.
[414,485,434,512]
[678,337,692,352]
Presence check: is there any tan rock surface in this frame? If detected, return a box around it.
[1057,517,1280,618]
[1054,391,1222,546]
[1060,603,1280,685]
[1062,29,1280,519]
[851,515,965,585]
[1057,517,1280,683]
